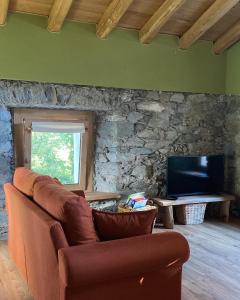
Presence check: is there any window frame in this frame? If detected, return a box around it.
[13,108,94,192]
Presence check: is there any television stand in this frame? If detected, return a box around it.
[152,193,235,229]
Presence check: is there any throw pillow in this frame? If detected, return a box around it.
[93,208,157,241]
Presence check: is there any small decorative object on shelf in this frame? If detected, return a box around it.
[118,192,157,213]
[118,204,156,213]
[127,192,148,209]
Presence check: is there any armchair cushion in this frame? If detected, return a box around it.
[93,208,157,241]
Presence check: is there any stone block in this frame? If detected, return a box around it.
[124,137,145,148]
[170,93,185,103]
[95,162,119,176]
[132,165,147,179]
[94,175,118,192]
[130,148,153,155]
[0,157,10,176]
[186,94,207,103]
[148,114,170,129]
[106,151,135,163]
[145,91,162,101]
[119,92,134,103]
[0,121,11,138]
[0,141,12,154]
[137,128,156,139]
[97,153,108,163]
[127,179,149,192]
[117,122,134,138]
[0,106,11,122]
[0,197,5,208]
[0,209,7,240]
[165,129,178,141]
[144,140,163,151]
[105,114,126,122]
[137,101,165,113]
[96,122,118,147]
[127,112,143,123]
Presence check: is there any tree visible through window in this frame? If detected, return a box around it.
[31,132,80,184]
[31,121,84,185]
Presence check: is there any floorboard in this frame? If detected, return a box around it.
[160,219,240,300]
[0,239,32,300]
[1,219,240,300]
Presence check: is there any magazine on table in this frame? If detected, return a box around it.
[127,192,148,209]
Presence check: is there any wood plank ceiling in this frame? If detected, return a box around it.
[1,0,240,54]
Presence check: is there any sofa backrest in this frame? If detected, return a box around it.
[11,167,97,246]
[33,180,99,246]
[4,182,69,300]
[13,167,59,197]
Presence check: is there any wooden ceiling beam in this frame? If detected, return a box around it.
[96,0,134,39]
[48,0,73,32]
[179,0,239,49]
[213,20,240,54]
[0,0,10,25]
[139,0,186,44]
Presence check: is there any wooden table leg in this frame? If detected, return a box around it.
[163,206,174,229]
[220,200,230,223]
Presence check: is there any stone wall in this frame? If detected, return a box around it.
[224,95,240,215]
[0,106,13,239]
[94,93,226,197]
[0,80,228,239]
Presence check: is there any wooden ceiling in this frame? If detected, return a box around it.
[2,0,240,54]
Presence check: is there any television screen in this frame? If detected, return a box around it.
[167,155,224,197]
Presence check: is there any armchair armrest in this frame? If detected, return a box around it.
[59,232,189,288]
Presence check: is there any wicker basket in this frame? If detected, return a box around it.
[176,203,207,225]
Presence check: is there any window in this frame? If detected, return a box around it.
[31,122,85,184]
[13,109,93,191]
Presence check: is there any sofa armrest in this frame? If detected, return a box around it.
[58,232,190,288]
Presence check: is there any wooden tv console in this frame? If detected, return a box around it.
[152,193,235,229]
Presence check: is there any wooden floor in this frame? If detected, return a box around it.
[0,240,32,300]
[1,220,240,300]
[172,220,240,300]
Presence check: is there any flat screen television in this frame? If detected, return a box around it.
[167,155,224,198]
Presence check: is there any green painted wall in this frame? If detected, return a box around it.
[0,13,227,94]
[226,43,240,95]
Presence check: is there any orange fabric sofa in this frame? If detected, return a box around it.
[4,167,190,300]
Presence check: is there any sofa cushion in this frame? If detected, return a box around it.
[13,167,58,197]
[92,209,157,241]
[33,181,99,246]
